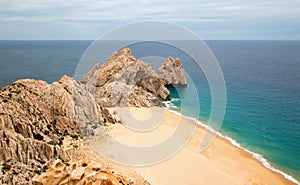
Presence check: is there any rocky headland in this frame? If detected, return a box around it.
[0,47,186,184]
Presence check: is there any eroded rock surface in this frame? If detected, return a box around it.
[0,76,100,184]
[157,56,187,86]
[0,46,187,184]
[33,159,132,185]
[82,47,170,108]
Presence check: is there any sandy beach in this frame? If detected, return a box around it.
[99,107,297,185]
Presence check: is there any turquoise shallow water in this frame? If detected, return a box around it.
[0,40,299,182]
[129,41,300,183]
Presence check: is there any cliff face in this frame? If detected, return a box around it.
[83,47,170,107]
[157,56,187,86]
[0,76,100,184]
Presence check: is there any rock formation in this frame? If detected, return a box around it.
[0,76,100,184]
[32,159,132,185]
[0,46,187,184]
[157,56,187,86]
[82,47,170,108]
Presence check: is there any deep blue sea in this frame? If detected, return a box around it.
[0,40,299,183]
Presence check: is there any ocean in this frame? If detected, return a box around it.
[0,40,299,183]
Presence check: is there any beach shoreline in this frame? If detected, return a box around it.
[103,107,299,185]
[168,109,300,184]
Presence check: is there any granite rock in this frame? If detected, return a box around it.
[157,56,187,86]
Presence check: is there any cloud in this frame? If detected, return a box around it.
[1,0,299,22]
[0,0,299,39]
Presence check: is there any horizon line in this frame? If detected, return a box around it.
[0,39,300,41]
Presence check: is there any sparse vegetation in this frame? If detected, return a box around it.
[34,169,41,175]
[71,134,79,140]
[44,130,49,135]
[2,164,11,171]
[47,141,54,145]
[33,133,44,141]
[36,159,46,165]
[58,137,64,146]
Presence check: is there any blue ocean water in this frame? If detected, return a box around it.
[0,40,299,182]
[0,41,89,86]
[208,41,300,182]
[130,41,300,182]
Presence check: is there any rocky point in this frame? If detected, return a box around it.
[0,47,187,184]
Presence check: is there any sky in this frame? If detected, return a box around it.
[0,0,300,40]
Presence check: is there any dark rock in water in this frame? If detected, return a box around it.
[157,56,187,86]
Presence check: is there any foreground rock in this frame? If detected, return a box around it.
[157,56,187,86]
[0,76,100,184]
[33,159,131,185]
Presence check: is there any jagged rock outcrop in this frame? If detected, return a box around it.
[32,159,132,185]
[0,46,188,184]
[83,48,136,90]
[118,60,170,100]
[0,75,100,184]
[99,107,121,126]
[81,63,102,84]
[157,56,187,86]
[82,47,170,107]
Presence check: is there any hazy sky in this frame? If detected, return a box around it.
[0,0,299,40]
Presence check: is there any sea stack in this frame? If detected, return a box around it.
[157,56,187,86]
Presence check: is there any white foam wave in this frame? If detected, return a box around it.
[252,153,299,184]
[163,101,171,108]
[168,109,299,185]
[171,98,180,102]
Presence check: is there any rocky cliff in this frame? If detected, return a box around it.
[0,76,101,184]
[0,47,187,184]
[82,47,170,107]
